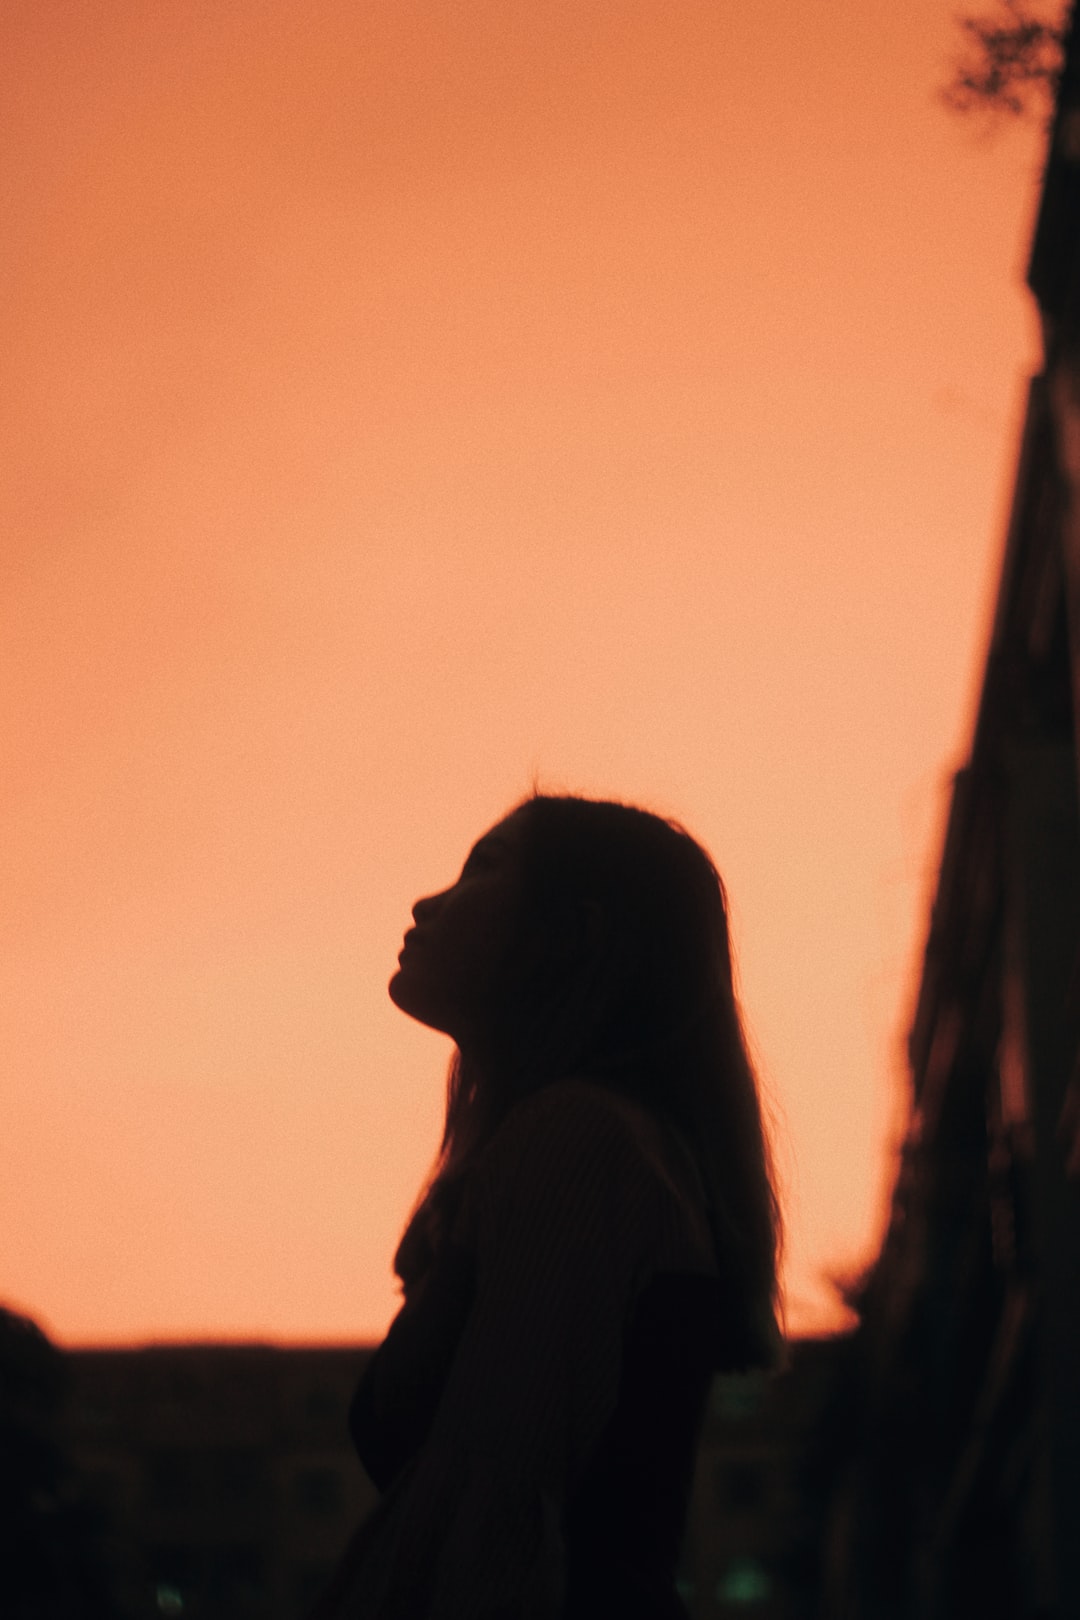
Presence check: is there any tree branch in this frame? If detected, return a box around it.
[942,0,1068,121]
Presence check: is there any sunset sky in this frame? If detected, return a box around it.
[2,0,1051,1343]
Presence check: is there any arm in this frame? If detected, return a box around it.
[348,1237,476,1492]
[374,1082,662,1620]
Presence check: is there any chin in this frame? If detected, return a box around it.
[388,972,458,1041]
[388,965,429,1021]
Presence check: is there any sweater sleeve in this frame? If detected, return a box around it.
[363,1079,715,1620]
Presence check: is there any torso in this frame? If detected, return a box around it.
[349,1078,730,1618]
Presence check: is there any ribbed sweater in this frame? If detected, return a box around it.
[323,1079,732,1620]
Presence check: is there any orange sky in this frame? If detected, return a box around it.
[2,0,1049,1343]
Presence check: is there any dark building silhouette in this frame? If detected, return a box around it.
[681,1337,841,1620]
[53,1339,377,1619]
[814,12,1080,1618]
[3,1308,841,1620]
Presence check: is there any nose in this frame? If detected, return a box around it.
[411,890,444,925]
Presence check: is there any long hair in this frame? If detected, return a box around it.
[394,792,783,1367]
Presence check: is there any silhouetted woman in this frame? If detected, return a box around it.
[313,793,782,1620]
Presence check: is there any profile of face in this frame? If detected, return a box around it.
[388,815,525,1053]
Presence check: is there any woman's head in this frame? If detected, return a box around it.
[390,795,729,1070]
[391,792,783,1364]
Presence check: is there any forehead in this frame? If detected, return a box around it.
[466,816,531,868]
[468,814,524,859]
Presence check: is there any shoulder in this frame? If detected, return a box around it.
[470,1079,716,1274]
[479,1077,657,1184]
[511,1075,642,1140]
[487,1077,701,1192]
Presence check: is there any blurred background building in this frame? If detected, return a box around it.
[812,9,1080,1619]
[3,1305,838,1620]
[1,1307,377,1620]
[681,1339,839,1618]
[57,1339,377,1619]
